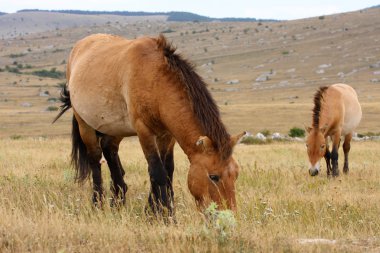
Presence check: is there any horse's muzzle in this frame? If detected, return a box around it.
[309,168,319,176]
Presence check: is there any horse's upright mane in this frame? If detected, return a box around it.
[156,34,232,159]
[312,86,329,128]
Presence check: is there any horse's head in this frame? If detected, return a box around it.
[187,132,246,212]
[305,125,327,176]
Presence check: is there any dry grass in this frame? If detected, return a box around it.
[1,137,380,252]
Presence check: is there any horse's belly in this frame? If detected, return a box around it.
[342,99,362,136]
[71,90,137,137]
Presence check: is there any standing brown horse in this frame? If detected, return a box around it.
[54,34,245,214]
[305,83,362,177]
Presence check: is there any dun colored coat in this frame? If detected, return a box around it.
[306,83,362,177]
[54,34,245,215]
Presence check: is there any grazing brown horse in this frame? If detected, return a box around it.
[54,34,245,214]
[305,83,362,177]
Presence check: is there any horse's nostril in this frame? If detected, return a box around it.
[309,168,319,176]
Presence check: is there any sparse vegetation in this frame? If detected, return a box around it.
[32,68,65,79]
[9,53,27,58]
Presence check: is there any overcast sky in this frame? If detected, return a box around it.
[0,0,379,20]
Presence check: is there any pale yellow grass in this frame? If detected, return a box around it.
[1,137,380,252]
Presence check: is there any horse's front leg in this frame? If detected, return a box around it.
[331,132,341,177]
[343,133,352,174]
[324,140,332,177]
[157,134,176,217]
[135,121,171,217]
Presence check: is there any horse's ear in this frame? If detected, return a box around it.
[320,124,328,134]
[304,124,312,133]
[231,131,248,146]
[196,136,213,152]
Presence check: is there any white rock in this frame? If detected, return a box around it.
[271,133,282,139]
[226,79,240,85]
[256,133,266,140]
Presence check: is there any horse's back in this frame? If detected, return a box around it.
[67,34,157,137]
[329,84,362,135]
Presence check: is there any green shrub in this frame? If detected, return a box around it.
[32,68,65,79]
[10,135,22,140]
[289,127,305,137]
[46,106,59,111]
[161,29,175,33]
[260,129,271,137]
[5,65,20,73]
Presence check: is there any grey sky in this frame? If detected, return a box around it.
[0,0,379,20]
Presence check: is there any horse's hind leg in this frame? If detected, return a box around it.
[343,133,352,174]
[100,135,128,206]
[157,133,176,216]
[74,112,103,204]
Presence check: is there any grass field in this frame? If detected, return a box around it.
[1,137,379,252]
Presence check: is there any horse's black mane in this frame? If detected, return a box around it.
[156,34,232,159]
[312,86,328,128]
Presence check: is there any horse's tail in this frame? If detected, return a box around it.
[53,85,90,182]
[71,115,91,182]
[52,84,71,123]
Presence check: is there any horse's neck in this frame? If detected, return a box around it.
[166,110,202,159]
[159,87,203,159]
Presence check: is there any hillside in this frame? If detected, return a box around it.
[0,8,379,138]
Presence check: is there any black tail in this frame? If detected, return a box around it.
[71,115,92,182]
[52,85,72,123]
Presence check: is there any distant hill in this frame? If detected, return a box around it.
[17,9,277,22]
[0,12,7,16]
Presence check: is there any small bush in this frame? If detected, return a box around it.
[260,129,271,137]
[5,65,20,73]
[46,106,59,111]
[319,16,325,20]
[161,29,175,33]
[289,127,305,137]
[10,135,22,140]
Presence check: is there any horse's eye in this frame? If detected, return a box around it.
[306,144,309,148]
[209,174,220,183]
[320,144,326,149]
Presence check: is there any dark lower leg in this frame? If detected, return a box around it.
[331,147,339,177]
[157,135,175,216]
[101,137,127,205]
[147,154,170,215]
[324,148,332,176]
[89,148,103,205]
[343,134,352,174]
